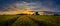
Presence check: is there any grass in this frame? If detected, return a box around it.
[29,15,60,26]
[0,15,60,26]
[0,15,20,26]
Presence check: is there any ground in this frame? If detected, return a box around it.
[0,15,60,26]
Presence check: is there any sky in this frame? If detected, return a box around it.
[0,0,60,14]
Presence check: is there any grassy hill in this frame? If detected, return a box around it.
[0,15,60,26]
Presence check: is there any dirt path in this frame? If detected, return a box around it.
[11,16,39,26]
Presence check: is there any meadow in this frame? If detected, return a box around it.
[0,15,60,26]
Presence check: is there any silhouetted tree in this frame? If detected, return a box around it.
[32,12,39,15]
[35,12,39,15]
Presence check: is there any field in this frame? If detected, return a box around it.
[0,15,60,26]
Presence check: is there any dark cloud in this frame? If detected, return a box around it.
[0,0,60,12]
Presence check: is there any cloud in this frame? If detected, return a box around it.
[3,2,55,11]
[0,1,60,14]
